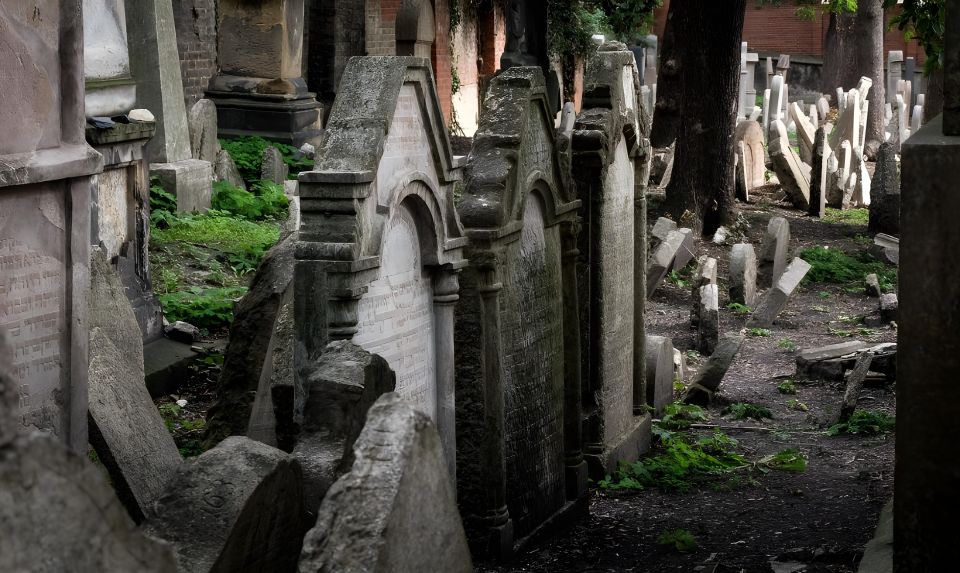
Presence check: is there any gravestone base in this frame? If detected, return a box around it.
[584,413,652,480]
[207,91,323,148]
[512,495,591,556]
[150,159,213,213]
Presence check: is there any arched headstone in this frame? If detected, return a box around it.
[735,120,765,198]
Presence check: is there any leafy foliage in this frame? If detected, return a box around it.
[823,207,869,225]
[777,338,797,351]
[757,449,808,472]
[658,402,709,430]
[158,286,248,330]
[787,399,809,412]
[800,246,897,290]
[777,380,798,395]
[592,0,662,41]
[158,402,208,458]
[725,402,773,421]
[827,410,896,435]
[884,0,944,74]
[219,136,313,184]
[657,529,698,553]
[747,327,772,337]
[211,180,288,221]
[727,302,751,315]
[152,213,280,260]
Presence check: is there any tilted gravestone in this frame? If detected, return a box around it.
[729,243,758,308]
[768,120,811,210]
[869,142,900,235]
[748,257,812,328]
[645,334,675,414]
[295,57,467,481]
[758,216,790,289]
[299,393,472,573]
[88,249,181,521]
[455,66,586,558]
[571,42,652,479]
[0,326,177,572]
[734,120,765,200]
[0,0,103,451]
[810,127,830,217]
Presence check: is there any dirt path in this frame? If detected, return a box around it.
[479,197,896,573]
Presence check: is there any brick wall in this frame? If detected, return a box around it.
[171,0,218,107]
[432,0,453,123]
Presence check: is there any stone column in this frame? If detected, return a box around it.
[207,0,322,146]
[560,222,587,501]
[432,269,460,483]
[633,151,651,414]
[83,0,136,117]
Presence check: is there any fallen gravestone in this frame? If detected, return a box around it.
[88,250,181,521]
[870,233,900,266]
[0,329,177,572]
[144,436,303,573]
[645,335,675,414]
[758,217,791,289]
[690,256,718,327]
[294,341,397,526]
[261,146,289,185]
[747,257,812,328]
[647,229,688,297]
[652,216,677,243]
[671,228,697,272]
[795,341,896,382]
[298,393,473,573]
[683,333,746,405]
[729,243,758,308]
[810,127,829,217]
[698,284,720,355]
[768,120,811,210]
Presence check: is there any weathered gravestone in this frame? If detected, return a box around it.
[645,334,675,414]
[144,436,303,573]
[758,216,790,289]
[261,145,289,185]
[683,332,746,405]
[293,340,396,526]
[747,257,812,328]
[0,327,177,572]
[189,99,220,164]
[810,127,829,217]
[455,66,586,558]
[698,284,720,355]
[768,120,811,210]
[298,393,472,573]
[88,249,181,521]
[571,42,652,480]
[690,256,718,327]
[869,142,900,235]
[729,243,758,308]
[734,120,765,200]
[0,0,103,451]
[295,57,467,481]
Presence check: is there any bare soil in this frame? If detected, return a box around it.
[478,191,896,573]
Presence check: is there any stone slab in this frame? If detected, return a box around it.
[758,216,790,289]
[151,159,213,213]
[869,142,900,235]
[768,124,811,210]
[810,127,829,217]
[261,146,289,185]
[690,256,718,327]
[645,335,675,414]
[747,257,812,328]
[880,293,899,323]
[729,243,758,308]
[189,99,220,164]
[651,216,677,242]
[698,284,720,355]
[688,332,745,393]
[647,229,686,297]
[298,393,472,573]
[671,228,697,272]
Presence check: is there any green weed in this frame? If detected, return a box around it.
[777,380,797,395]
[158,402,207,458]
[158,286,248,330]
[757,449,808,472]
[658,402,709,431]
[152,214,280,260]
[726,402,773,421]
[727,302,751,315]
[667,269,691,288]
[211,180,288,221]
[777,338,796,351]
[747,327,771,337]
[657,529,698,553]
[823,207,869,226]
[800,246,897,290]
[786,399,809,412]
[827,410,896,436]
[829,326,878,338]
[219,136,313,184]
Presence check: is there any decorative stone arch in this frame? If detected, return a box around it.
[572,42,653,480]
[295,57,467,480]
[396,0,436,58]
[454,65,585,559]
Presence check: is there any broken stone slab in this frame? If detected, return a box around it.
[298,393,472,573]
[690,256,718,327]
[164,320,200,344]
[1,327,177,572]
[865,274,882,297]
[880,293,899,323]
[870,233,900,266]
[652,216,678,243]
[647,229,688,297]
[144,436,303,573]
[796,341,896,382]
[768,123,812,211]
[758,216,791,289]
[88,250,181,521]
[188,99,219,164]
[261,146,289,185]
[650,145,675,187]
[683,332,746,405]
[294,340,397,525]
[673,348,687,383]
[645,335,675,414]
[151,159,214,213]
[729,243,758,308]
[836,352,875,425]
[698,284,720,355]
[214,149,247,191]
[747,257,812,328]
[671,228,697,272]
[868,142,900,235]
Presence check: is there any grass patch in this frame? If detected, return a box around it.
[777,380,797,394]
[158,286,248,330]
[823,207,868,226]
[666,269,691,288]
[657,529,698,553]
[777,338,796,351]
[726,402,773,421]
[827,410,896,436]
[219,135,313,184]
[211,180,288,221]
[727,302,751,315]
[158,402,207,458]
[152,213,280,257]
[747,327,771,337]
[786,399,809,412]
[800,246,897,291]
[829,326,878,338]
[757,449,807,472]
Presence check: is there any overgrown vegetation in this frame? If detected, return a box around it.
[747,327,771,337]
[657,529,698,553]
[827,410,896,436]
[822,207,869,226]
[725,402,773,421]
[159,401,206,457]
[777,380,798,395]
[800,246,897,291]
[219,136,312,183]
[211,180,288,221]
[727,302,751,315]
[777,338,797,351]
[658,403,709,431]
[158,287,248,330]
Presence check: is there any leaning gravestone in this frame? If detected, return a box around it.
[455,66,585,557]
[729,243,758,308]
[0,0,102,450]
[869,142,900,234]
[571,41,651,479]
[144,436,303,573]
[683,332,745,405]
[298,393,473,573]
[810,127,829,217]
[768,120,811,210]
[295,57,467,480]
[647,229,691,297]
[734,120,765,200]
[758,216,790,289]
[748,257,812,328]
[645,335,675,414]
[0,327,177,572]
[189,99,220,164]
[88,249,181,521]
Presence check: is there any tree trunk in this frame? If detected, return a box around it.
[856,0,886,156]
[649,0,681,147]
[821,10,859,95]
[663,0,746,236]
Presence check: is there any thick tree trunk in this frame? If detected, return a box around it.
[663,0,746,236]
[649,1,681,147]
[856,0,886,156]
[821,10,858,95]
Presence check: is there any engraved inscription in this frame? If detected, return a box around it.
[598,137,635,441]
[354,204,437,420]
[0,186,66,436]
[501,194,566,536]
[378,84,440,206]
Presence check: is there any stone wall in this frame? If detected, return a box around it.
[306,0,366,105]
[171,0,217,107]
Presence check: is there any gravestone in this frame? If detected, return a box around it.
[791,102,816,165]
[188,99,220,164]
[729,243,758,308]
[869,142,900,235]
[690,256,718,327]
[758,216,791,289]
[296,58,467,482]
[683,333,745,405]
[810,127,829,217]
[647,229,689,297]
[747,258,812,328]
[698,284,720,355]
[735,120,765,197]
[572,42,651,480]
[294,340,396,525]
[454,66,585,558]
[298,393,472,573]
[144,436,303,573]
[887,51,904,106]
[207,0,322,145]
[261,146,289,185]
[645,335,675,414]
[0,0,103,450]
[768,120,811,210]
[88,249,181,521]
